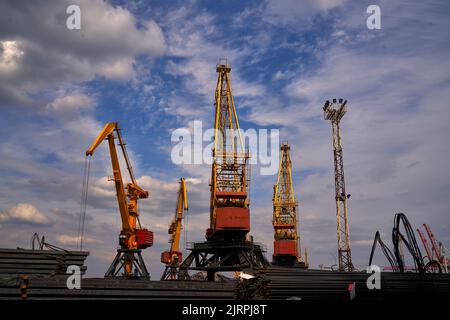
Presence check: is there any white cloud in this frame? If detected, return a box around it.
[56,234,101,245]
[0,0,166,107]
[161,5,264,118]
[264,0,346,26]
[90,177,116,198]
[137,175,179,191]
[96,57,135,81]
[352,239,374,246]
[0,40,24,75]
[0,203,48,224]
[185,177,203,185]
[273,70,294,81]
[46,91,95,112]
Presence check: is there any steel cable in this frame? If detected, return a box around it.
[78,156,91,251]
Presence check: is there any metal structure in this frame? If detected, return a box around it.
[272,143,307,267]
[178,240,268,281]
[368,213,448,273]
[86,122,153,279]
[417,228,433,262]
[1,275,236,300]
[0,247,88,277]
[236,267,450,300]
[417,224,449,273]
[2,267,450,300]
[424,224,442,263]
[207,60,250,241]
[178,61,268,280]
[323,99,353,272]
[161,178,188,280]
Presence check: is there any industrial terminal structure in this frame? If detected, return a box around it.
[0,62,449,301]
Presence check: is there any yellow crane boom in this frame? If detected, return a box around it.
[161,178,188,280]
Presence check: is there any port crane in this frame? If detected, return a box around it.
[207,61,250,241]
[86,122,153,278]
[272,143,307,267]
[417,224,449,273]
[178,61,268,281]
[161,178,188,280]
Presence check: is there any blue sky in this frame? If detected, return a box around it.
[0,0,449,277]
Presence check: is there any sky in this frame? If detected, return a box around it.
[0,0,449,278]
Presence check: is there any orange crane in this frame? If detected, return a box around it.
[177,61,268,281]
[86,122,153,278]
[161,178,188,280]
[417,224,449,273]
[272,143,308,267]
[206,60,250,241]
[423,224,442,262]
[416,228,433,262]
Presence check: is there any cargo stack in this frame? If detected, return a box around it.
[0,247,89,277]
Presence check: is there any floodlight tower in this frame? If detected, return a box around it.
[323,99,353,272]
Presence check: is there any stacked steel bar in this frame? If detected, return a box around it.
[237,267,450,301]
[1,267,449,300]
[0,276,236,300]
[0,248,89,276]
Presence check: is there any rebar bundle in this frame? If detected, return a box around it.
[0,276,236,300]
[0,248,88,277]
[236,267,450,301]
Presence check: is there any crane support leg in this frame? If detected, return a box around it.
[177,240,269,281]
[105,248,150,279]
[161,265,179,280]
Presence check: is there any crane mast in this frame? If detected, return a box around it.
[417,228,433,261]
[86,122,153,278]
[161,178,188,280]
[272,143,307,267]
[177,61,268,281]
[207,60,250,240]
[423,224,441,262]
[323,99,353,272]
